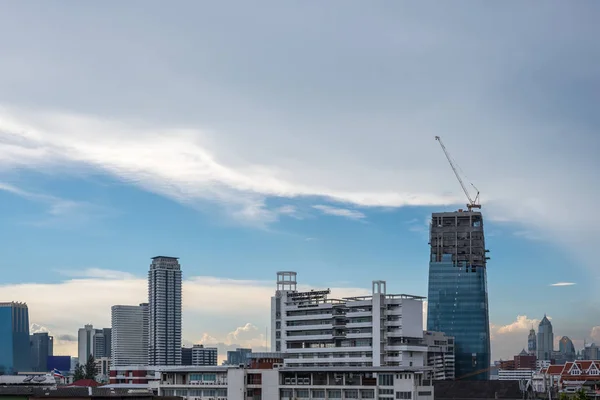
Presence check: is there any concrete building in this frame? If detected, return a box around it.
[497,368,535,381]
[148,256,182,366]
[78,325,111,365]
[154,356,435,400]
[111,303,149,367]
[528,327,537,355]
[30,332,53,372]
[271,272,427,369]
[96,356,111,382]
[537,315,553,361]
[427,211,490,380]
[422,331,455,380]
[0,302,31,374]
[182,347,193,366]
[192,345,218,366]
[225,349,252,366]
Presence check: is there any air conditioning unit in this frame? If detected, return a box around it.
[285,378,291,384]
[290,378,297,384]
[274,364,283,369]
[303,378,310,384]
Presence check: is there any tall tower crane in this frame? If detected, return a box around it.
[435,136,481,211]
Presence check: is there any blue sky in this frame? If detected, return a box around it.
[0,1,599,361]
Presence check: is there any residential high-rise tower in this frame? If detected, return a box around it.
[427,211,491,380]
[148,256,182,366]
[0,302,31,374]
[111,303,149,366]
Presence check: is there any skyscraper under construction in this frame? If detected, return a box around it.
[427,210,490,380]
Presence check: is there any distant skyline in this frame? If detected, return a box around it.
[0,1,599,363]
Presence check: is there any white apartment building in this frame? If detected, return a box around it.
[154,361,434,400]
[497,369,535,381]
[112,303,149,367]
[271,272,427,369]
[78,324,110,365]
[149,256,182,366]
[192,345,218,366]
[422,331,455,380]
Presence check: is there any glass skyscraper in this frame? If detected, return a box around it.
[0,302,31,374]
[427,211,490,380]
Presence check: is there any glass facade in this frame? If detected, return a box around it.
[427,254,490,380]
[0,303,31,374]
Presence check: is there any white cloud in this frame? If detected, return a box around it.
[312,205,366,220]
[1,268,370,358]
[550,282,576,287]
[57,268,138,280]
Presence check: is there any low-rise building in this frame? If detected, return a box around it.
[192,345,218,366]
[422,331,455,380]
[155,362,434,400]
[109,366,160,385]
[497,369,535,381]
[533,360,600,395]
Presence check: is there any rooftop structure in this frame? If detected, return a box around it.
[271,273,427,370]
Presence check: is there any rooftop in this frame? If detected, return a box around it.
[151,256,179,260]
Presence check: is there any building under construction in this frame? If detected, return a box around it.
[427,138,491,381]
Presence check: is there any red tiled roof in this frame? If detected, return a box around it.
[547,365,564,375]
[68,379,100,387]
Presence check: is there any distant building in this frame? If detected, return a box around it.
[498,368,535,381]
[537,315,554,361]
[558,336,576,363]
[95,357,111,382]
[583,343,600,360]
[148,256,182,366]
[225,348,252,366]
[181,347,192,365]
[0,302,31,374]
[514,349,537,369]
[528,327,537,355]
[78,324,111,365]
[423,331,455,380]
[191,345,218,366]
[30,332,53,372]
[111,303,149,367]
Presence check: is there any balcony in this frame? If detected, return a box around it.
[286,324,333,331]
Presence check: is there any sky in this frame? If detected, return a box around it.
[1,1,599,363]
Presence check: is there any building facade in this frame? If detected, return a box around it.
[422,331,455,380]
[583,343,600,360]
[148,256,182,366]
[225,349,252,366]
[558,336,576,363]
[0,302,31,374]
[537,315,553,361]
[427,211,490,380]
[78,324,111,365]
[271,273,427,369]
[155,362,434,400]
[182,347,193,366]
[192,345,218,366]
[30,332,53,372]
[111,303,149,367]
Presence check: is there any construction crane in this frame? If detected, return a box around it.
[435,136,481,211]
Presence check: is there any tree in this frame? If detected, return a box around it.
[575,389,588,400]
[73,364,85,381]
[84,354,97,380]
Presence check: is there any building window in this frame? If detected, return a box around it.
[296,390,309,398]
[379,389,394,395]
[328,390,342,399]
[360,390,375,399]
[378,374,394,386]
[312,390,326,399]
[418,392,432,397]
[396,392,412,399]
[281,389,293,399]
[345,390,359,399]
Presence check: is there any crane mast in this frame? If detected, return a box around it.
[435,136,481,211]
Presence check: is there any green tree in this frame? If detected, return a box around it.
[73,364,85,381]
[84,354,97,380]
[574,389,588,400]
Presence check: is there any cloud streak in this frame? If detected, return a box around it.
[312,205,366,220]
[550,282,576,287]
